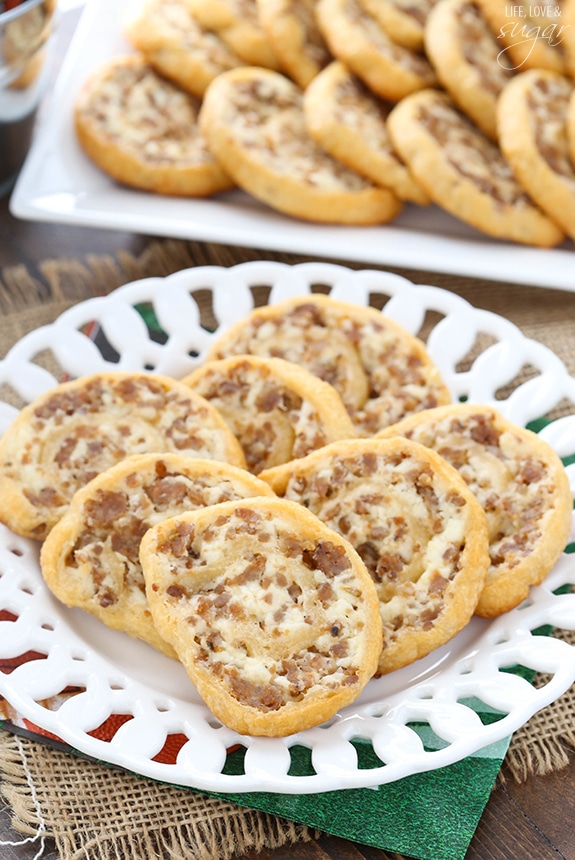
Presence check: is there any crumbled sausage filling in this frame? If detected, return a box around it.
[5,376,230,519]
[156,507,366,710]
[457,1,513,93]
[217,76,373,191]
[190,359,328,472]
[79,60,215,165]
[333,76,398,156]
[394,0,435,25]
[281,451,470,648]
[418,96,532,206]
[344,0,435,74]
[212,302,446,434]
[400,412,559,578]
[362,0,435,28]
[141,0,241,74]
[291,0,331,65]
[527,76,575,181]
[67,461,256,610]
[213,0,260,24]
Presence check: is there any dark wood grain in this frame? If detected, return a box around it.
[0,195,149,273]
[499,764,575,859]
[0,799,59,860]
[466,770,570,860]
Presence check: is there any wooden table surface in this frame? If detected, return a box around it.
[1,188,575,860]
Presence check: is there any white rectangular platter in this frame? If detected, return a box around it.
[10,0,575,291]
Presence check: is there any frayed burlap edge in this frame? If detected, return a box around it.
[0,733,316,860]
[2,238,575,376]
[502,628,575,783]
[0,238,314,315]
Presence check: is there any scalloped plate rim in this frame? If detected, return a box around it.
[0,260,574,794]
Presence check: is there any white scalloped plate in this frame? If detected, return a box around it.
[1,261,575,795]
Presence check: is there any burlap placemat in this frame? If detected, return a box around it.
[2,237,575,376]
[0,732,314,860]
[1,239,574,859]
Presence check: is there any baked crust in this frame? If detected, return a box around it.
[424,0,514,139]
[376,403,573,617]
[40,455,275,658]
[205,293,451,435]
[387,88,565,246]
[184,0,280,68]
[358,0,438,50]
[126,0,242,97]
[0,371,245,540]
[256,0,331,88]
[303,61,429,204]
[562,0,575,78]
[569,88,575,170]
[316,0,437,102]
[74,54,234,196]
[475,0,566,74]
[183,354,356,473]
[260,437,490,674]
[497,69,575,242]
[140,497,382,736]
[199,66,402,224]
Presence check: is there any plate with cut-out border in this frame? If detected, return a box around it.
[0,261,574,794]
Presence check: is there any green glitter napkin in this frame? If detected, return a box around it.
[207,731,510,860]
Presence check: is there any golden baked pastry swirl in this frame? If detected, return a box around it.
[377,403,573,616]
[206,293,451,436]
[0,371,245,539]
[140,496,382,735]
[260,436,490,674]
[40,454,275,656]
